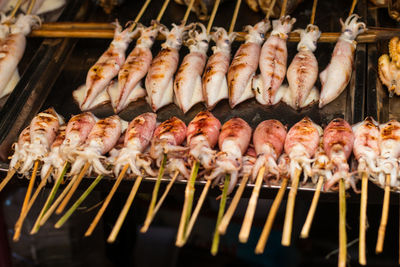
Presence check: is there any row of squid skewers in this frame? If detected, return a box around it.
[73,12,367,114]
[2,107,400,265]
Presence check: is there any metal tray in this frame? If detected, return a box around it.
[0,0,368,193]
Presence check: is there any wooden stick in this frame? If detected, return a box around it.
[176,161,199,246]
[30,162,69,234]
[84,164,129,237]
[107,176,143,243]
[255,178,288,254]
[20,160,40,216]
[281,167,301,246]
[211,174,230,255]
[54,174,104,228]
[359,172,368,265]
[40,22,114,30]
[140,154,167,233]
[156,0,171,22]
[239,166,265,243]
[265,0,276,20]
[128,0,152,31]
[26,0,36,15]
[376,174,391,254]
[182,179,212,244]
[280,0,288,17]
[38,173,79,227]
[0,161,21,192]
[13,166,53,241]
[206,0,221,34]
[56,161,91,214]
[182,0,196,25]
[310,0,318,25]
[349,0,358,17]
[140,170,179,233]
[339,178,347,267]
[218,174,249,235]
[229,0,241,34]
[300,176,324,239]
[9,0,23,19]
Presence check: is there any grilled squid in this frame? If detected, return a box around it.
[109,22,160,113]
[40,125,66,181]
[146,24,189,111]
[0,14,41,98]
[282,24,321,109]
[241,146,256,179]
[9,125,30,172]
[377,120,400,188]
[378,37,400,96]
[252,120,287,183]
[323,118,356,191]
[228,20,270,108]
[186,110,221,169]
[202,27,236,109]
[311,139,331,184]
[319,14,366,107]
[70,115,126,175]
[60,112,97,161]
[253,16,296,105]
[284,117,322,183]
[174,23,210,113]
[149,116,188,168]
[79,21,135,111]
[206,118,252,194]
[20,108,64,175]
[352,117,380,180]
[112,112,157,177]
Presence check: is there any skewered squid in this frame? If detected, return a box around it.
[60,112,97,161]
[0,14,41,98]
[311,139,331,183]
[202,27,236,109]
[228,20,270,108]
[352,117,380,179]
[284,117,322,183]
[377,120,400,188]
[241,146,257,178]
[9,125,30,172]
[149,116,188,167]
[109,22,161,113]
[253,16,296,105]
[252,120,287,183]
[206,118,252,194]
[78,21,135,111]
[319,14,366,107]
[323,118,356,191]
[378,37,400,96]
[282,24,321,109]
[146,24,190,112]
[112,112,157,177]
[174,23,210,114]
[40,125,66,181]
[69,115,126,175]
[186,110,221,169]
[20,108,64,175]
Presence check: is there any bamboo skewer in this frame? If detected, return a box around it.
[281,167,301,246]
[265,0,276,20]
[218,174,249,235]
[206,0,220,34]
[54,174,104,228]
[13,166,53,241]
[140,154,167,233]
[19,160,39,216]
[26,0,36,15]
[0,161,21,192]
[228,0,241,34]
[376,174,391,254]
[359,172,368,265]
[176,161,199,246]
[128,0,152,31]
[310,0,318,25]
[107,176,143,243]
[339,178,347,267]
[239,166,265,243]
[9,0,23,19]
[255,177,288,254]
[30,162,69,234]
[156,0,170,22]
[349,0,358,17]
[84,164,130,237]
[55,161,90,214]
[280,0,288,17]
[181,0,196,25]
[211,174,230,255]
[300,176,324,239]
[140,170,179,233]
